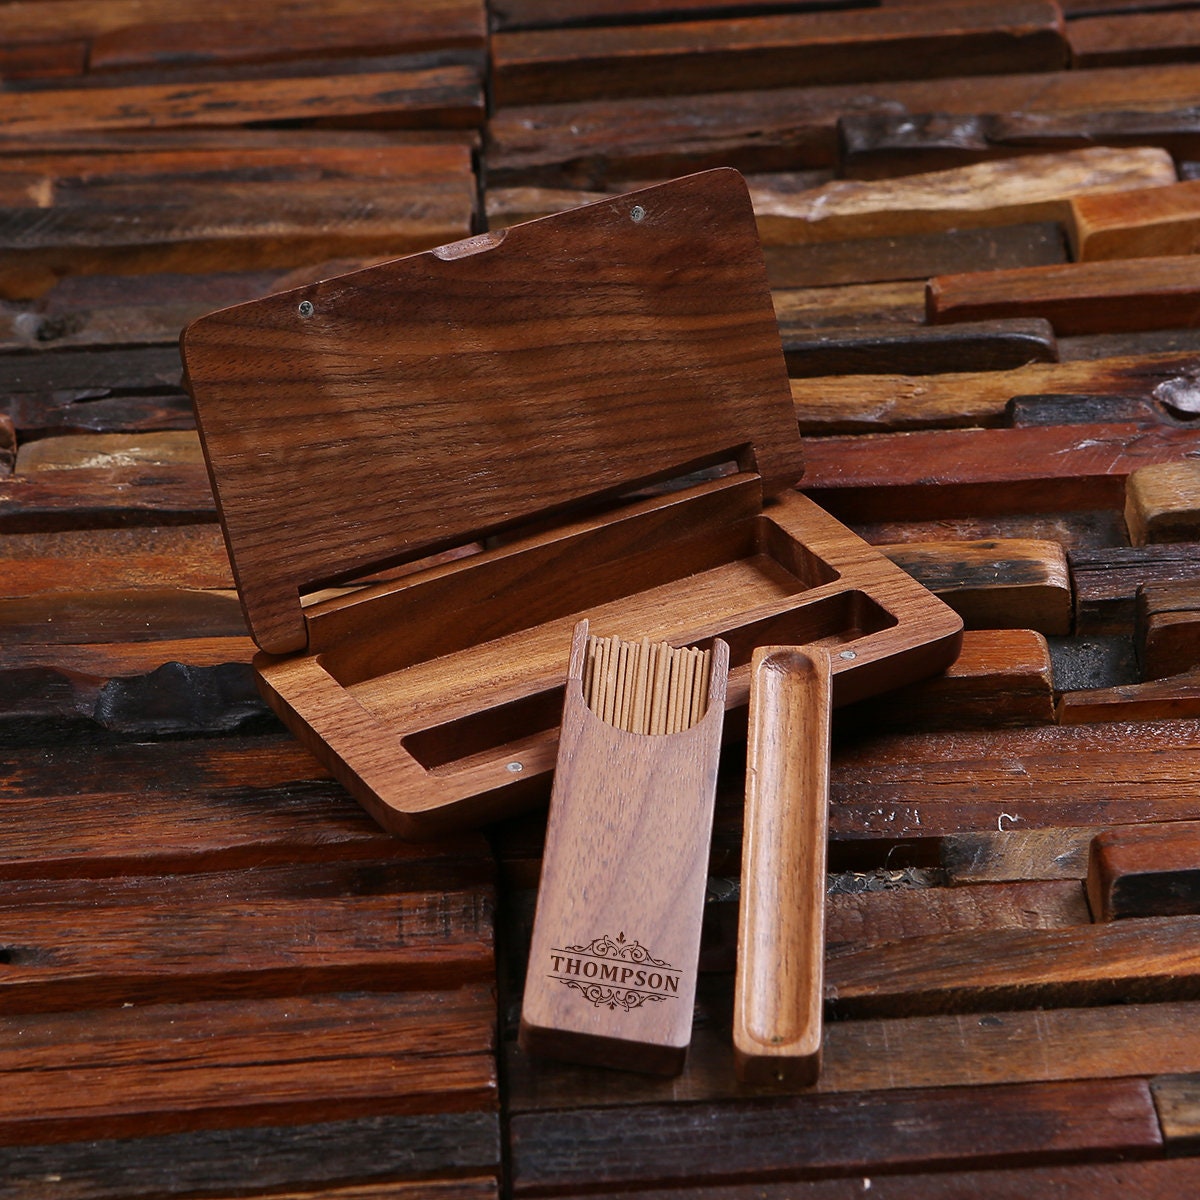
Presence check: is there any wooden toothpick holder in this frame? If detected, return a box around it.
[181,168,962,840]
[520,620,729,1074]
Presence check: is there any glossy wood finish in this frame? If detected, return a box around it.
[734,646,832,1086]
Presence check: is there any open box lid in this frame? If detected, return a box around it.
[181,168,804,657]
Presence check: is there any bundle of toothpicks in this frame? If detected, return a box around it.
[582,632,712,735]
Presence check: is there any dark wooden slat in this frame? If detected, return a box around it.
[841,628,1055,731]
[88,2,487,72]
[507,991,1200,1115]
[764,222,1065,288]
[1071,542,1200,634]
[491,0,869,31]
[1088,820,1200,920]
[803,420,1200,522]
[509,1079,1160,1193]
[536,1157,1200,1197]
[1139,580,1200,678]
[883,539,1070,634]
[0,884,493,1013]
[0,468,215,530]
[928,257,1200,336]
[1057,669,1200,724]
[839,107,1200,178]
[0,179,476,300]
[492,2,1068,105]
[0,1112,501,1200]
[783,318,1058,376]
[1070,10,1200,67]
[828,718,1200,841]
[1152,1074,1200,1153]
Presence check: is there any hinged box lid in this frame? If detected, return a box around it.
[182,168,803,656]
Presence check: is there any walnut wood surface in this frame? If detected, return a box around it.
[185,170,800,656]
[520,622,729,1074]
[256,485,960,835]
[734,646,831,1085]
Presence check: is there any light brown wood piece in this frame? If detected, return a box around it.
[520,621,730,1075]
[734,645,832,1086]
[1070,180,1200,262]
[747,147,1175,244]
[1125,461,1200,545]
[790,352,1200,434]
[1152,1074,1200,1152]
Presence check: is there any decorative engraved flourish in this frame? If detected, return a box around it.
[560,931,671,967]
[556,978,671,1012]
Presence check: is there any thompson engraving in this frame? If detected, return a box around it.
[547,931,681,1012]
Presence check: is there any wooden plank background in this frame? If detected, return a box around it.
[3,0,1200,1193]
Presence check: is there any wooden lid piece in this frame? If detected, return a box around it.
[182,168,802,655]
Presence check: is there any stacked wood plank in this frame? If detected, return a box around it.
[0,3,499,1196]
[4,0,1200,1193]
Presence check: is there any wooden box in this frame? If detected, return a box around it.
[181,168,962,838]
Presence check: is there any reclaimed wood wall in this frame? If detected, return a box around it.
[3,0,1200,1194]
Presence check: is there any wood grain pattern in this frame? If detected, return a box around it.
[1070,179,1200,261]
[927,256,1200,336]
[734,646,831,1086]
[1125,461,1200,545]
[1153,1073,1200,1152]
[750,147,1174,244]
[1069,11,1200,68]
[0,986,496,1143]
[520,623,728,1074]
[883,538,1071,634]
[509,1079,1160,1192]
[790,351,1200,434]
[1088,820,1200,921]
[839,107,1200,179]
[184,171,799,656]
[492,2,1068,105]
[0,67,484,139]
[803,420,1200,522]
[0,1112,501,1200]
